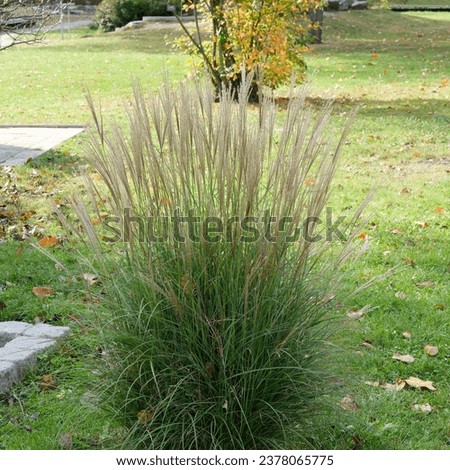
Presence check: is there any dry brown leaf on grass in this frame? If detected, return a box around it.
[358,232,368,240]
[392,352,415,364]
[38,236,59,248]
[364,380,380,388]
[434,206,446,214]
[411,403,432,414]
[340,395,359,411]
[59,433,73,450]
[423,344,439,356]
[346,305,372,320]
[416,280,435,288]
[32,286,55,298]
[40,374,57,392]
[402,331,412,339]
[81,273,99,286]
[398,187,411,195]
[415,221,429,229]
[20,210,37,221]
[364,379,406,391]
[405,377,436,391]
[366,377,436,392]
[395,291,407,300]
[137,410,154,425]
[383,381,406,392]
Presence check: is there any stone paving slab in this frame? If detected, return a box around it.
[0,126,85,166]
[0,321,70,393]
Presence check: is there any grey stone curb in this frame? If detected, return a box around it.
[0,321,70,393]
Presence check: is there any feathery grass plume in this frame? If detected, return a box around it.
[73,75,372,449]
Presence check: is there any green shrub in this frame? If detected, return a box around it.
[72,78,370,449]
[95,0,181,32]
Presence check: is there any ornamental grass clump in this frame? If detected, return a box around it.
[72,77,369,449]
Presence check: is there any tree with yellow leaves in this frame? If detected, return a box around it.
[177,0,323,100]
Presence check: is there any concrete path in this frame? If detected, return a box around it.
[0,126,85,165]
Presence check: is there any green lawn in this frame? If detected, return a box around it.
[0,11,449,449]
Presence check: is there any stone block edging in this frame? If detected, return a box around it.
[0,321,70,393]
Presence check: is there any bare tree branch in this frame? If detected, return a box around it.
[0,0,57,51]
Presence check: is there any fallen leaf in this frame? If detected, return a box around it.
[395,291,407,300]
[383,380,406,392]
[416,280,435,288]
[415,221,429,228]
[411,403,432,414]
[346,305,371,320]
[81,273,98,285]
[364,380,380,387]
[366,379,407,392]
[32,287,55,298]
[435,303,445,310]
[351,434,364,450]
[371,53,379,59]
[321,293,335,303]
[402,331,412,339]
[40,374,57,392]
[392,352,415,364]
[423,344,439,356]
[340,395,359,411]
[137,409,154,425]
[39,236,59,248]
[361,340,374,349]
[388,228,402,234]
[19,210,36,221]
[404,258,415,267]
[398,187,411,195]
[405,376,436,391]
[303,177,316,187]
[433,206,446,214]
[59,433,73,450]
[358,232,368,240]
